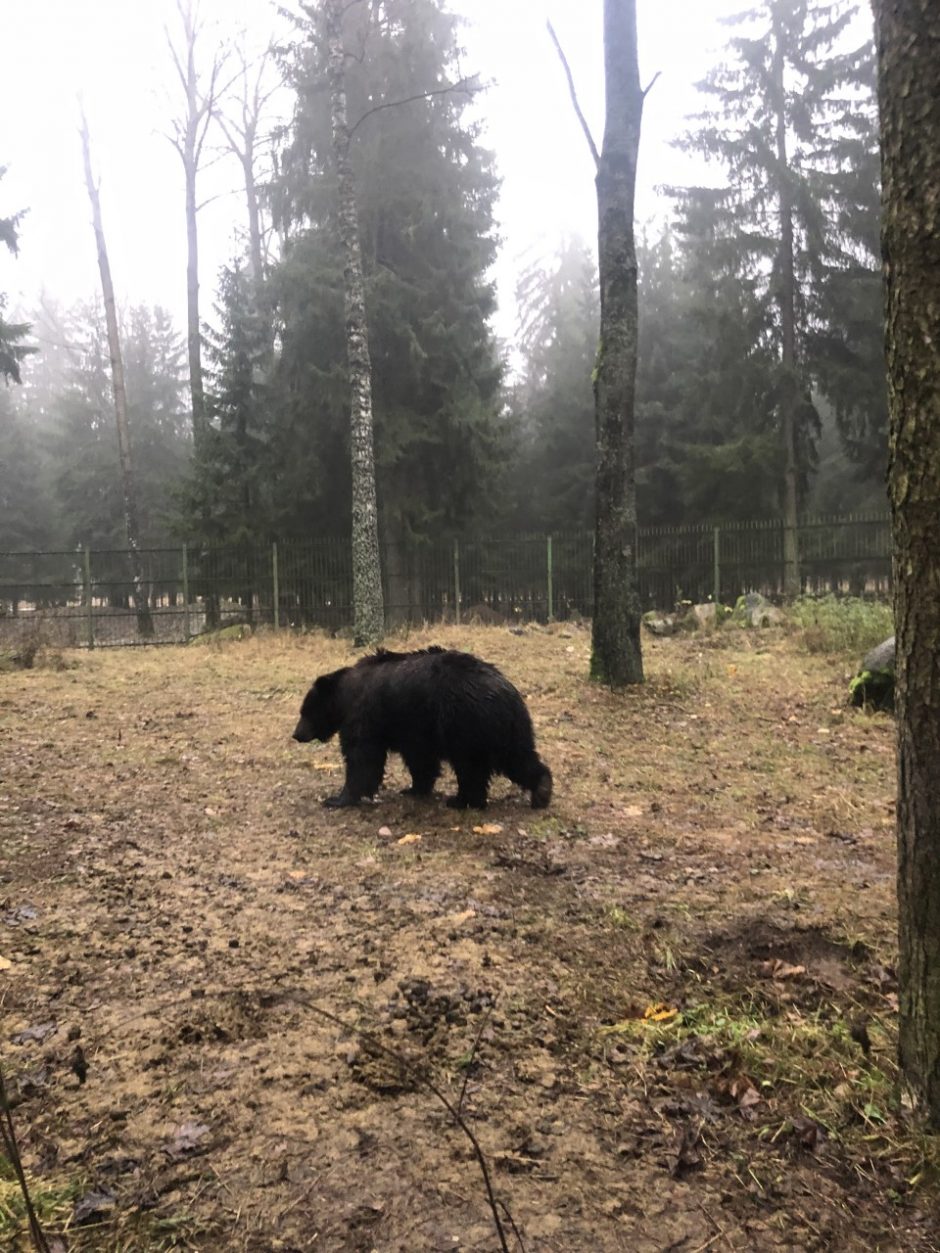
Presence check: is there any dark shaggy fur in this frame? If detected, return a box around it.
[293,646,553,810]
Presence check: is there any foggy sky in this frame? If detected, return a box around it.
[0,1,873,351]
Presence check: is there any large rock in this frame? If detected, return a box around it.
[732,592,784,628]
[850,635,895,711]
[642,611,678,637]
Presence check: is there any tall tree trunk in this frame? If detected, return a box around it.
[167,1,226,628]
[771,11,801,600]
[215,46,271,285]
[590,0,644,686]
[185,158,206,443]
[80,117,154,641]
[876,0,940,1129]
[325,0,385,647]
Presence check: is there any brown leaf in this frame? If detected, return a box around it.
[165,1121,211,1161]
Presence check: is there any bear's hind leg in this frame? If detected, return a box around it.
[447,755,490,809]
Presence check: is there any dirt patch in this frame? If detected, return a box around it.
[0,626,936,1250]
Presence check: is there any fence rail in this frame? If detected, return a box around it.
[0,514,892,648]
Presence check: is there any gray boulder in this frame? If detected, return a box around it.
[850,634,895,711]
[642,611,678,637]
[732,592,784,628]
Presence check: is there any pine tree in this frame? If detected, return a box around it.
[186,260,272,548]
[511,237,598,533]
[270,0,504,574]
[1,165,33,385]
[674,0,880,586]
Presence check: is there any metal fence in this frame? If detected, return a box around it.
[0,514,891,648]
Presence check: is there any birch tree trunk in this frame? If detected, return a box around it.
[80,117,154,640]
[771,10,801,600]
[325,0,385,647]
[876,0,940,1129]
[590,0,644,686]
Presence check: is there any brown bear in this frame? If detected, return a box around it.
[293,646,552,810]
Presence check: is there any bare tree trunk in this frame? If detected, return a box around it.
[876,0,940,1129]
[590,0,645,686]
[167,0,226,629]
[184,158,206,442]
[325,0,385,647]
[167,0,216,444]
[79,115,154,641]
[771,11,801,600]
[215,46,273,285]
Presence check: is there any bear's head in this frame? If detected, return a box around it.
[293,668,347,743]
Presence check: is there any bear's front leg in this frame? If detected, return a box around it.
[324,740,386,808]
[400,749,441,798]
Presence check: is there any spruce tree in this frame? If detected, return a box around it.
[674,0,880,584]
[187,260,272,548]
[1,166,33,385]
[270,0,504,572]
[511,237,598,533]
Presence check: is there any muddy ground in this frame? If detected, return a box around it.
[1,625,936,1251]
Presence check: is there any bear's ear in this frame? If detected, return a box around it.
[313,668,347,697]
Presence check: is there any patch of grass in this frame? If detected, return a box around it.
[601,995,940,1193]
[606,905,639,930]
[0,1158,82,1249]
[790,594,893,656]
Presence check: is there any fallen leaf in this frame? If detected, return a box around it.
[643,1002,679,1023]
[447,909,476,926]
[0,955,12,970]
[623,805,644,818]
[472,822,503,835]
[759,959,806,980]
[287,870,308,880]
[11,1021,57,1045]
[397,833,422,845]
[313,762,337,771]
[73,1190,116,1225]
[377,826,393,837]
[165,1121,211,1161]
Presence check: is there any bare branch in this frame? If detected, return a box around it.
[643,70,662,98]
[546,20,599,169]
[348,75,481,141]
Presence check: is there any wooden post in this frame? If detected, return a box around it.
[453,538,461,626]
[83,545,94,649]
[272,542,280,631]
[547,534,554,622]
[181,544,191,641]
[713,526,721,606]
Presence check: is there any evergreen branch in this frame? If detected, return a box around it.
[347,76,480,141]
[546,20,599,169]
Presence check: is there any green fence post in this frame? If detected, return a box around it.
[181,543,190,641]
[547,534,554,621]
[453,538,461,626]
[83,545,94,649]
[713,526,721,606]
[272,542,280,631]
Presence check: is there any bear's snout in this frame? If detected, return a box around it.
[293,718,315,743]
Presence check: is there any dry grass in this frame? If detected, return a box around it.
[0,623,935,1251]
